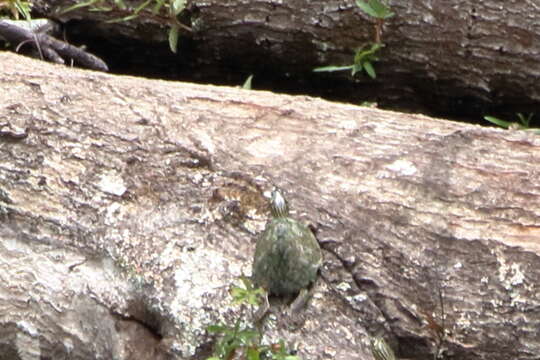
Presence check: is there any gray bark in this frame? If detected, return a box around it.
[0,52,539,360]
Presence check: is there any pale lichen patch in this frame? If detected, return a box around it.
[385,159,417,176]
[103,202,122,225]
[16,327,41,359]
[497,253,525,290]
[168,247,246,356]
[245,135,286,159]
[97,171,127,196]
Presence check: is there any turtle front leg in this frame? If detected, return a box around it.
[283,286,316,329]
[289,288,310,314]
[289,278,318,315]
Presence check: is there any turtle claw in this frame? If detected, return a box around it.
[289,288,310,314]
[254,291,270,323]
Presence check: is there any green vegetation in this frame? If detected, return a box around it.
[360,101,378,107]
[242,74,254,90]
[355,0,394,20]
[313,0,393,79]
[59,0,190,53]
[314,43,382,78]
[206,277,300,360]
[484,113,540,134]
[0,0,32,20]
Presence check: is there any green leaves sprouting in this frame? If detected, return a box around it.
[59,0,190,53]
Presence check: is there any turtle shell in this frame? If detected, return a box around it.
[252,211,322,296]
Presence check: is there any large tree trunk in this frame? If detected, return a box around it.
[0,51,539,360]
[24,0,540,114]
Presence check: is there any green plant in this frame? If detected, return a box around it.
[206,320,260,360]
[356,0,394,20]
[230,276,265,306]
[313,0,393,79]
[314,43,382,78]
[484,113,540,134]
[206,277,300,360]
[360,101,378,107]
[0,0,32,20]
[242,74,253,90]
[59,0,190,53]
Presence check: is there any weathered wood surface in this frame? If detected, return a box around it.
[27,0,540,112]
[0,51,539,360]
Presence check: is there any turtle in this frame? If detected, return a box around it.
[252,189,322,314]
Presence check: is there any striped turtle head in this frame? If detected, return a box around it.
[370,336,396,360]
[270,189,289,218]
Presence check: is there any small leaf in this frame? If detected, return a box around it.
[516,112,534,128]
[369,42,384,52]
[354,43,382,65]
[313,65,354,72]
[354,48,364,65]
[134,0,152,14]
[206,324,227,333]
[59,0,99,15]
[172,0,187,15]
[230,286,248,303]
[363,61,376,78]
[14,0,32,20]
[247,346,261,360]
[356,0,379,18]
[351,62,363,76]
[114,0,127,9]
[230,280,265,306]
[484,116,511,129]
[360,101,378,107]
[236,329,259,345]
[168,24,179,53]
[368,0,394,19]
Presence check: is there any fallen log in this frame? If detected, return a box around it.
[0,52,539,360]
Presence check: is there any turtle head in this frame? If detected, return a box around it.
[270,189,289,218]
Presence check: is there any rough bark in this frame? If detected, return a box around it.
[0,51,539,360]
[27,0,540,114]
